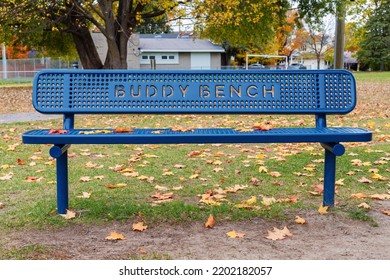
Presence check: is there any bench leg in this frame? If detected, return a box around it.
[323,149,336,207]
[55,149,69,214]
[321,143,345,207]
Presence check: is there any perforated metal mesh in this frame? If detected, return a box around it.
[33,70,356,114]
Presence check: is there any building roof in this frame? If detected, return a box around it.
[139,38,225,53]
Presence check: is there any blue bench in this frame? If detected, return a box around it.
[22,69,372,214]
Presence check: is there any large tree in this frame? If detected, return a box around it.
[0,0,360,69]
[357,0,390,70]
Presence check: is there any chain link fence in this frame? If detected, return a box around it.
[1,58,75,83]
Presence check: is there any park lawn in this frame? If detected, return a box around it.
[0,73,389,233]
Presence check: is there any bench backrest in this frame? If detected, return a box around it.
[33,69,356,115]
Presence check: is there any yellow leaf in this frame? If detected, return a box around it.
[59,209,76,220]
[258,166,268,173]
[132,222,148,232]
[371,174,388,181]
[205,214,216,228]
[77,192,91,199]
[245,196,257,205]
[294,216,306,224]
[226,230,245,239]
[105,231,126,241]
[318,205,329,214]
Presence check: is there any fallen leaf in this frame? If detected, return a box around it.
[24,176,44,182]
[226,230,245,238]
[151,192,174,200]
[318,205,329,214]
[114,127,133,133]
[258,166,268,173]
[105,183,127,189]
[132,222,148,232]
[269,171,281,177]
[79,176,92,182]
[205,214,216,228]
[105,231,126,241]
[59,209,76,220]
[48,129,68,135]
[261,196,276,206]
[369,194,390,200]
[295,216,306,224]
[253,123,272,131]
[77,192,91,199]
[371,174,388,181]
[245,196,257,205]
[0,172,13,181]
[266,226,293,240]
[381,209,390,216]
[358,177,372,184]
[358,202,371,209]
[0,202,5,209]
[351,193,368,199]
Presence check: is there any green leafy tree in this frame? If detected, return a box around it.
[357,0,390,70]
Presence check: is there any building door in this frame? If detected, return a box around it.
[190,53,211,70]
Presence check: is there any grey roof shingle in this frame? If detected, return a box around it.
[139,38,225,53]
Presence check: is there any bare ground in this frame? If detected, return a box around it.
[1,86,390,260]
[4,202,390,260]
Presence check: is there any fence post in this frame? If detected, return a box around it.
[2,43,7,79]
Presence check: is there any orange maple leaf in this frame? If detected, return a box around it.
[114,127,133,133]
[205,214,216,228]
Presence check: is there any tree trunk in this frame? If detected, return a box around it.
[72,30,103,69]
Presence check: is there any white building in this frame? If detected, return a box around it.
[92,33,225,70]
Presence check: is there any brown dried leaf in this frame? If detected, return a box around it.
[132,222,148,232]
[59,209,77,220]
[381,209,390,216]
[266,226,293,240]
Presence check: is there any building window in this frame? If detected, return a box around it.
[140,53,179,64]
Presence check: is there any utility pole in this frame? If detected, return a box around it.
[2,43,7,79]
[334,1,347,69]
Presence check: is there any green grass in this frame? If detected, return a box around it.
[353,71,390,82]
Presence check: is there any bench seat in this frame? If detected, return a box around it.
[23,127,371,145]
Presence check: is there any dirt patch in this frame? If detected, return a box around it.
[0,86,34,114]
[4,203,390,260]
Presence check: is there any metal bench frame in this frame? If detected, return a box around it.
[22,69,372,214]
